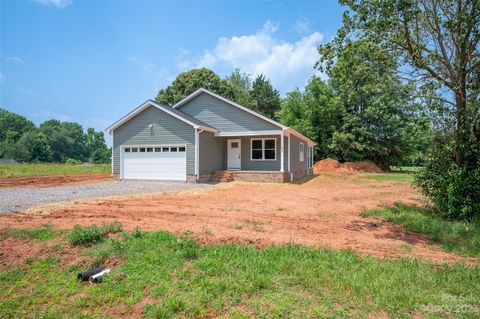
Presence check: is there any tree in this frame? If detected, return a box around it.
[327,40,412,169]
[39,120,86,162]
[318,0,480,220]
[224,68,255,109]
[0,108,35,158]
[12,131,52,162]
[155,68,234,105]
[85,128,110,164]
[250,74,281,118]
[277,77,343,160]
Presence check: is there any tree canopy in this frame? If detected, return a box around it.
[155,68,234,105]
[318,0,480,220]
[0,109,110,164]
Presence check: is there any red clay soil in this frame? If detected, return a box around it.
[1,174,477,265]
[0,174,113,188]
[313,158,383,174]
[0,234,86,269]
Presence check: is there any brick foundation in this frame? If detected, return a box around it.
[186,174,197,183]
[210,171,289,183]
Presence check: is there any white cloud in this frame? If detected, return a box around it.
[34,110,71,122]
[32,0,72,9]
[185,21,324,94]
[295,17,314,34]
[5,56,25,64]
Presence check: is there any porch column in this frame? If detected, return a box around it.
[287,134,291,172]
[195,128,199,177]
[280,130,284,172]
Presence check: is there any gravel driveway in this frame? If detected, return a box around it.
[0,180,212,214]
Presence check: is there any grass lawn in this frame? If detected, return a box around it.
[0,163,111,178]
[1,225,479,318]
[363,204,480,258]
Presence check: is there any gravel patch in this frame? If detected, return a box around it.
[0,180,212,214]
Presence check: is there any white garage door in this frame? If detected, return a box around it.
[122,146,186,181]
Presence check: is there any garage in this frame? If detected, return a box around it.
[121,145,186,181]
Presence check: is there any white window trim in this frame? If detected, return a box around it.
[299,142,305,162]
[250,138,277,161]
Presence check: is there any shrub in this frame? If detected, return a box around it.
[68,222,123,245]
[415,135,480,221]
[65,158,82,165]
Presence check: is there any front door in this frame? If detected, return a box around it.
[227,139,241,170]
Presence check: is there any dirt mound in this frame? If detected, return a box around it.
[313,158,383,174]
[340,161,383,173]
[0,174,112,188]
[313,158,342,173]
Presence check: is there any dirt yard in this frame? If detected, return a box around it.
[1,173,476,265]
[0,174,113,188]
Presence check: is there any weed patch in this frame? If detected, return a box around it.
[68,222,123,245]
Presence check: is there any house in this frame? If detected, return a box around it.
[106,88,316,183]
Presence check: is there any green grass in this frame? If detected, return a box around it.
[1,226,479,318]
[1,224,57,242]
[363,203,480,258]
[68,222,123,245]
[0,163,111,178]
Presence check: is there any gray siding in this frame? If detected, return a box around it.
[199,131,225,174]
[238,135,281,171]
[112,106,195,175]
[289,134,309,178]
[178,92,281,132]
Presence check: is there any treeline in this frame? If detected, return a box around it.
[156,66,431,170]
[0,108,110,164]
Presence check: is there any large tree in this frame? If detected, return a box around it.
[251,74,281,118]
[155,68,234,105]
[39,120,86,162]
[0,108,35,158]
[277,77,343,160]
[85,128,110,164]
[327,40,412,169]
[319,0,479,220]
[224,68,255,109]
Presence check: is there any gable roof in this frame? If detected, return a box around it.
[173,88,316,146]
[106,100,217,133]
[173,88,288,130]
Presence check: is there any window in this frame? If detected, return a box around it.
[162,147,169,152]
[231,142,239,148]
[154,147,161,152]
[179,147,186,152]
[124,148,131,152]
[139,147,146,152]
[146,147,153,152]
[299,143,305,162]
[251,138,276,161]
[171,147,178,152]
[131,148,138,152]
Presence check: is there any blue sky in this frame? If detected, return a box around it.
[0,0,344,145]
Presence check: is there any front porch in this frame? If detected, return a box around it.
[205,170,290,183]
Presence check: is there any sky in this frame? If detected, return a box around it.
[0,0,344,145]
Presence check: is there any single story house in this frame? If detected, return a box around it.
[106,88,316,183]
